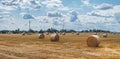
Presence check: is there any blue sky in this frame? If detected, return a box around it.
[0,0,120,32]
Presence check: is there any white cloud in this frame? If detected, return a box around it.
[0,6,15,11]
[42,0,69,11]
[88,4,120,17]
[77,14,118,30]
[47,11,63,17]
[14,0,41,10]
[94,3,113,10]
[42,0,62,8]
[0,11,10,14]
[81,0,90,6]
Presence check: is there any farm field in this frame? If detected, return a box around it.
[0,33,119,59]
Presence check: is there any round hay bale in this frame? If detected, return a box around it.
[50,33,59,42]
[93,32,97,35]
[72,32,74,34]
[87,35,100,47]
[62,32,66,35]
[22,32,26,36]
[76,32,79,35]
[59,32,62,35]
[39,33,45,39]
[46,32,49,35]
[103,33,107,38]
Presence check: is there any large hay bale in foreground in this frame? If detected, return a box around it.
[103,33,108,38]
[39,33,45,39]
[50,33,59,42]
[87,35,100,47]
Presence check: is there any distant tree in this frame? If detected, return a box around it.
[46,28,58,33]
[39,29,44,33]
[68,30,76,33]
[60,29,67,32]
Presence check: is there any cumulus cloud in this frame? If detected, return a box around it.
[0,6,16,11]
[47,11,63,17]
[53,20,61,26]
[81,0,90,6]
[0,16,3,19]
[0,0,119,32]
[87,10,113,17]
[20,13,35,19]
[94,3,113,10]
[42,0,62,8]
[77,14,117,30]
[42,0,69,11]
[0,0,41,10]
[114,12,120,23]
[19,0,41,10]
[69,10,79,22]
[88,4,120,18]
[35,16,50,23]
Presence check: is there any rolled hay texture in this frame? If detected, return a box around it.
[93,32,97,35]
[39,33,45,39]
[50,33,59,42]
[87,35,100,47]
[103,33,107,38]
[62,32,66,35]
[59,32,62,35]
[46,32,49,35]
[72,32,74,34]
[76,32,80,35]
[22,32,26,36]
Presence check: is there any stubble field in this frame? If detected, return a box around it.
[0,33,119,59]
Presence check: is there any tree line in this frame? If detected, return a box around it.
[0,28,113,34]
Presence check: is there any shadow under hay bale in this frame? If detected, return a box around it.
[39,33,45,39]
[103,33,108,38]
[87,35,100,47]
[50,33,59,42]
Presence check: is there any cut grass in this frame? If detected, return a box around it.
[0,32,119,59]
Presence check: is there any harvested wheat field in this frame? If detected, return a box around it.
[0,33,119,59]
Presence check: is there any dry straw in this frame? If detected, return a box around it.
[39,33,45,39]
[50,33,59,42]
[103,33,107,38]
[87,35,100,47]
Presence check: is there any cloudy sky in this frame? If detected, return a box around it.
[0,0,120,32]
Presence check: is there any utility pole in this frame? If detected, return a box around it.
[29,20,31,31]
